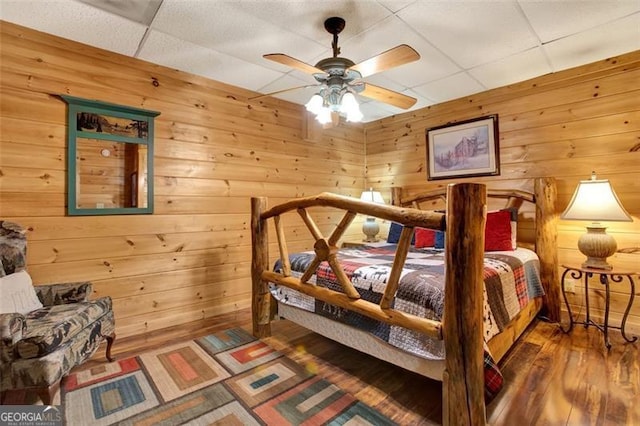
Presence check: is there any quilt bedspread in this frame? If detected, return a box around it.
[270,243,544,399]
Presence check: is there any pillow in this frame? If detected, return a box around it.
[386,222,415,244]
[0,270,43,314]
[485,210,514,251]
[434,230,445,249]
[501,208,518,250]
[415,228,437,248]
[387,222,403,243]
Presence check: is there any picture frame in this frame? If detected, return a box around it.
[426,114,500,181]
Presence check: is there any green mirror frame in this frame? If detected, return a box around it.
[62,95,160,215]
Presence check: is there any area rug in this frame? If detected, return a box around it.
[61,327,396,425]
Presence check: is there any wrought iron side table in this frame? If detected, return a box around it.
[560,264,638,349]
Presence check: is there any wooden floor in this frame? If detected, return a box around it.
[86,308,639,425]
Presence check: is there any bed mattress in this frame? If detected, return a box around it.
[271,242,544,361]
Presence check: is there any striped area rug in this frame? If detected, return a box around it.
[62,327,396,425]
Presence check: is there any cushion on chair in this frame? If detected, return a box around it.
[35,282,92,306]
[1,310,115,390]
[0,270,43,315]
[0,221,27,277]
[15,297,113,360]
[0,313,26,346]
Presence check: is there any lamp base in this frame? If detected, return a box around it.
[362,217,380,243]
[578,224,617,270]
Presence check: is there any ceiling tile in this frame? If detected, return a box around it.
[230,0,393,44]
[468,47,552,90]
[543,14,640,72]
[519,0,640,43]
[412,72,485,104]
[398,1,539,69]
[339,16,461,87]
[376,0,417,14]
[271,86,322,107]
[359,101,398,122]
[258,74,320,105]
[77,0,162,25]
[0,0,147,56]
[138,30,284,91]
[151,0,327,68]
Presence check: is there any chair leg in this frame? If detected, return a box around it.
[105,332,116,362]
[35,381,60,405]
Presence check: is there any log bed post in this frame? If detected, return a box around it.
[251,197,271,338]
[534,177,560,322]
[443,183,487,426]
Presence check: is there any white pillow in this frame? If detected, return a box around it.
[0,270,44,314]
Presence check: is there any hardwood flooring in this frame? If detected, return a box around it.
[85,308,639,425]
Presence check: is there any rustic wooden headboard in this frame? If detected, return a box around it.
[390,177,560,322]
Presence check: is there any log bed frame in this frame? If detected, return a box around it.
[251,177,560,425]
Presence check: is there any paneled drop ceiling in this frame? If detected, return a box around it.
[1,0,639,122]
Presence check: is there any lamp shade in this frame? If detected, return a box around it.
[360,188,385,204]
[561,172,631,270]
[561,175,631,222]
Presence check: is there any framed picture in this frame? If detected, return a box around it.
[426,114,500,181]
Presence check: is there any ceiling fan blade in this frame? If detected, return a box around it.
[360,83,417,109]
[264,53,326,75]
[349,44,420,78]
[249,84,320,100]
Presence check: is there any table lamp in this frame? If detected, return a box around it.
[561,172,632,270]
[360,188,385,242]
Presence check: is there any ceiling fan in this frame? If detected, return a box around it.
[261,17,420,124]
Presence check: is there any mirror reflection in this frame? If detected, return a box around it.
[76,139,148,209]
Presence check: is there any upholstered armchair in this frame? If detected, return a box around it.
[0,221,115,404]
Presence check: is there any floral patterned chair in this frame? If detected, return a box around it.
[0,221,115,404]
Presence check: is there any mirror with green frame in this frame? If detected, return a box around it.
[62,96,160,215]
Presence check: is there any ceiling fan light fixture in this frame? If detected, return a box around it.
[339,92,363,122]
[315,107,333,124]
[262,17,420,123]
[307,89,363,124]
[304,93,324,115]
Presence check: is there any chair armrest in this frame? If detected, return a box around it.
[35,281,93,306]
[0,312,26,344]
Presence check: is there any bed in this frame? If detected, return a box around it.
[250,178,560,425]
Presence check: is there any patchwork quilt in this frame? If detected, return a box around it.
[271,242,544,400]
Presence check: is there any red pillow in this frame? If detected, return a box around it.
[415,227,437,248]
[485,210,513,251]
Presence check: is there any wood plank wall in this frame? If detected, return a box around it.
[0,21,365,338]
[363,50,640,336]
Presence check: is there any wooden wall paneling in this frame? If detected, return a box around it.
[26,229,250,264]
[27,244,251,283]
[0,166,65,193]
[365,50,640,140]
[0,22,365,338]
[0,116,67,148]
[115,293,252,338]
[0,34,304,129]
[363,49,640,335]
[113,277,250,320]
[0,141,65,169]
[0,193,65,217]
[154,195,251,215]
[91,262,251,300]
